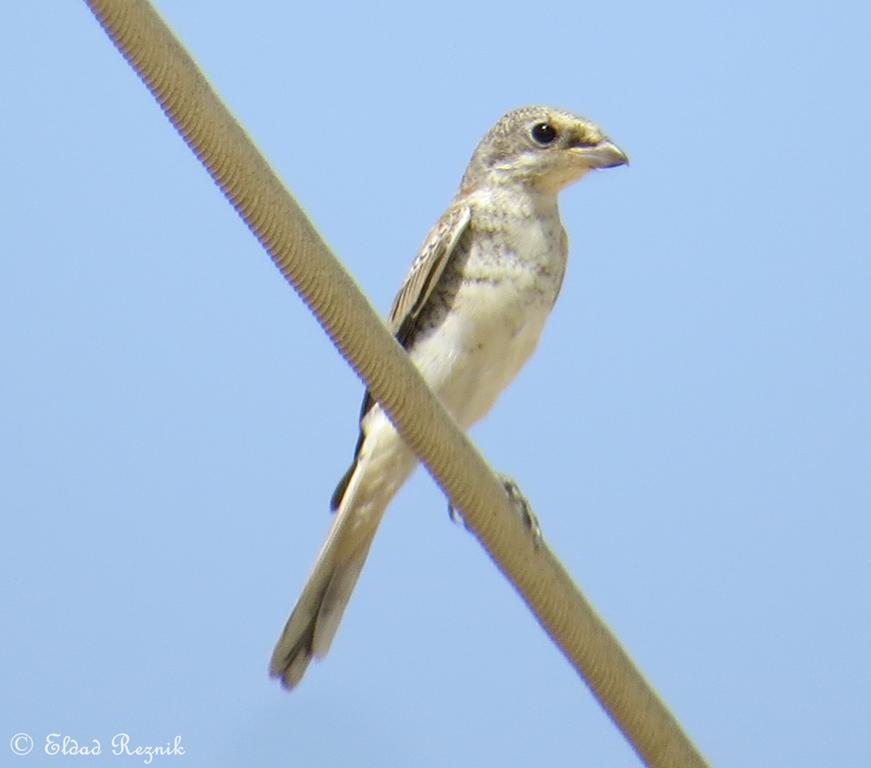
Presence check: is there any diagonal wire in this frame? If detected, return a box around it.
[83,1,708,765]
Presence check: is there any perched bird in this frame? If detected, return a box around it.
[270,105,627,689]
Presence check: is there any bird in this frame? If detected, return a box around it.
[270,105,627,689]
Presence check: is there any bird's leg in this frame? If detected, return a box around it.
[497,473,542,546]
[447,473,542,547]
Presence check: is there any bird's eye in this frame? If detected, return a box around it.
[530,122,558,145]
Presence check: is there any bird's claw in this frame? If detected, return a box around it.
[448,475,542,546]
[448,500,464,526]
[497,473,542,546]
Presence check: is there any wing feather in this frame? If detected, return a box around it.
[387,204,471,342]
[329,203,471,511]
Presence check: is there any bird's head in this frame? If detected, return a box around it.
[461,106,628,195]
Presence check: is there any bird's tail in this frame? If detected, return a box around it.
[270,440,414,689]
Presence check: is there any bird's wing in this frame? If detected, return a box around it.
[329,203,471,511]
[387,203,471,344]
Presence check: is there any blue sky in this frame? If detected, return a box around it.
[2,1,869,766]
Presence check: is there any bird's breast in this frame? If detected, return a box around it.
[410,209,567,429]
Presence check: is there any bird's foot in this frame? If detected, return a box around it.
[447,474,542,546]
[448,500,464,526]
[497,473,542,546]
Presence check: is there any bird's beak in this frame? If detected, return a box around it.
[577,140,629,169]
